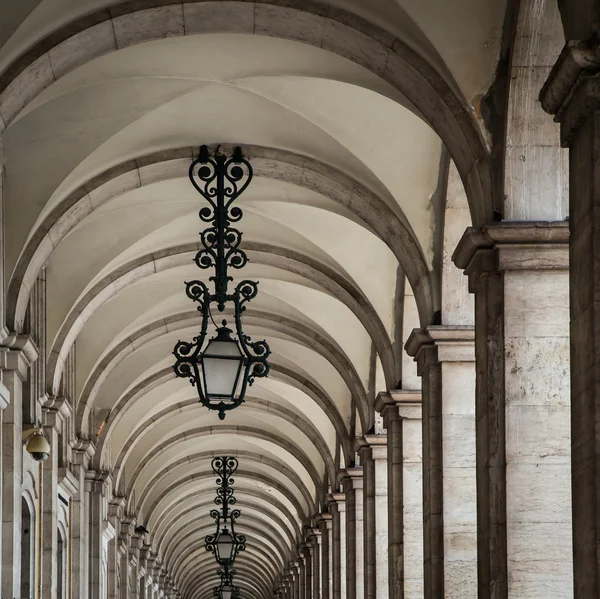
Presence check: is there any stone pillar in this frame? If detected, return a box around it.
[311,527,321,599]
[71,439,94,597]
[358,435,388,599]
[294,561,301,599]
[299,552,306,599]
[40,407,59,599]
[343,468,363,599]
[107,498,125,599]
[376,391,423,599]
[319,513,332,599]
[304,542,313,599]
[330,492,346,599]
[87,470,109,599]
[454,223,571,597]
[0,377,8,594]
[0,342,34,599]
[541,37,600,598]
[406,326,477,597]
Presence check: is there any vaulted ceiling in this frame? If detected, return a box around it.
[0,1,503,596]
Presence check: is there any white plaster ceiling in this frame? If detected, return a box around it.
[0,2,485,596]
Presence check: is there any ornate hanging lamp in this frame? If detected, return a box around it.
[213,568,240,599]
[205,456,246,567]
[173,145,271,419]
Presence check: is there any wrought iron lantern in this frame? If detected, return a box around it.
[213,568,240,599]
[205,457,246,567]
[173,145,271,419]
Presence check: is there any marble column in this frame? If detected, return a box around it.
[311,527,322,599]
[319,513,332,599]
[376,391,423,599]
[330,492,346,599]
[294,561,301,599]
[299,552,306,599]
[87,470,109,599]
[107,498,125,599]
[0,342,34,599]
[454,222,571,597]
[343,468,364,599]
[541,36,600,598]
[358,435,388,599]
[406,326,477,597]
[0,377,8,594]
[71,439,94,597]
[304,542,313,599]
[40,406,60,599]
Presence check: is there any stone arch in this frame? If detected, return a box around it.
[94,366,344,479]
[78,307,369,436]
[152,485,301,547]
[134,439,317,519]
[144,469,309,527]
[47,242,395,399]
[0,1,492,230]
[131,449,315,520]
[159,497,296,563]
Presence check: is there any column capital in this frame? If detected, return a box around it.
[85,469,111,493]
[0,344,35,381]
[540,38,600,145]
[405,325,475,369]
[453,222,569,290]
[356,433,387,460]
[375,389,422,420]
[344,466,363,490]
[42,395,72,428]
[319,512,332,530]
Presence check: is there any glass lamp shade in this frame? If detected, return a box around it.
[201,327,245,401]
[220,584,234,599]
[216,528,235,564]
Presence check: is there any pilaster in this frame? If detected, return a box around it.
[357,434,388,599]
[405,326,477,598]
[454,222,571,598]
[86,469,110,599]
[328,492,346,599]
[376,390,423,599]
[0,342,33,599]
[342,467,363,599]
[318,513,332,599]
[541,37,600,599]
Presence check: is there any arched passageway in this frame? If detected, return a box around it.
[0,0,588,598]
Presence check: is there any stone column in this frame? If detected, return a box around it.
[343,468,363,599]
[406,327,477,597]
[541,37,600,598]
[71,439,94,597]
[358,435,388,599]
[377,391,423,599]
[294,561,301,599]
[0,342,34,599]
[130,534,143,599]
[311,527,321,599]
[304,542,313,599]
[330,492,346,599]
[107,498,125,599]
[454,223,571,597]
[40,407,59,599]
[87,470,109,599]
[0,377,8,594]
[319,513,332,599]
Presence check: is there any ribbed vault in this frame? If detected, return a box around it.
[0,0,504,595]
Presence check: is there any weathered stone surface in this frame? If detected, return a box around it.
[48,21,116,78]
[183,1,254,34]
[113,6,184,48]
